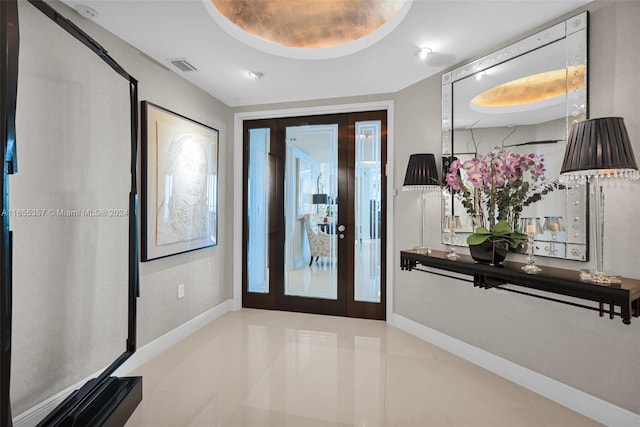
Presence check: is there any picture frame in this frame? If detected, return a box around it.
[141,101,219,261]
[296,157,313,216]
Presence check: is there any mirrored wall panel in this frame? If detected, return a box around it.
[441,13,589,260]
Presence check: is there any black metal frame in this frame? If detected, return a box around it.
[1,1,141,425]
[401,249,640,325]
[0,2,19,425]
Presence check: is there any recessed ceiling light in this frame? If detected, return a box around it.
[74,4,98,20]
[248,71,264,80]
[475,71,487,81]
[417,47,432,60]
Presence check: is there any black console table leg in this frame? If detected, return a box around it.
[622,302,632,325]
[609,301,615,320]
[598,299,604,317]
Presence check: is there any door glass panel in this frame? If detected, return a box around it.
[247,128,270,293]
[355,121,381,303]
[284,125,338,299]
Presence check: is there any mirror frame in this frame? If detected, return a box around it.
[441,12,589,261]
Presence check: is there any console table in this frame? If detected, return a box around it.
[400,249,640,324]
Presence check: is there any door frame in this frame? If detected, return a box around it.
[233,101,395,321]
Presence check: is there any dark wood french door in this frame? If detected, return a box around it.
[242,111,386,320]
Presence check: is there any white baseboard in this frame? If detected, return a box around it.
[12,367,106,427]
[113,298,236,376]
[388,314,640,427]
[14,299,236,427]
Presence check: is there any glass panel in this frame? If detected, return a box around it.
[284,125,338,299]
[247,128,270,293]
[355,121,381,303]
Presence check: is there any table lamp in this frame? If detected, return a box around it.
[403,153,441,252]
[312,193,328,215]
[560,117,639,283]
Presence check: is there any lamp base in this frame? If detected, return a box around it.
[521,263,541,274]
[413,246,431,255]
[446,249,460,261]
[579,269,622,285]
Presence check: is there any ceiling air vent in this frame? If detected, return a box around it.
[169,58,197,72]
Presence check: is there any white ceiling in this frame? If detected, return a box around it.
[60,0,591,107]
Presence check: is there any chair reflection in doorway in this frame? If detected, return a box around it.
[303,214,336,266]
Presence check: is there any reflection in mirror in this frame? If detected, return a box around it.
[441,12,589,261]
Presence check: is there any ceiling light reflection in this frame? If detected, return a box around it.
[472,65,585,107]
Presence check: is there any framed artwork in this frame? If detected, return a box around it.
[297,158,312,216]
[141,101,219,261]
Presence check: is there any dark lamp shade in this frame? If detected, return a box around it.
[403,153,440,190]
[561,117,638,176]
[312,193,329,204]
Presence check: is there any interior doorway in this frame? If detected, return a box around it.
[242,111,387,320]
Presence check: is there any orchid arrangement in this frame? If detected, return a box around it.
[445,149,554,247]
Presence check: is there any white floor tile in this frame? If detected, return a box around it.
[125,309,601,427]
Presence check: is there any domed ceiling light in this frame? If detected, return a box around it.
[471,65,585,108]
[206,0,411,59]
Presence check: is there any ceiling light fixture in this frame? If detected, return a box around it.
[211,0,407,49]
[74,4,98,20]
[204,0,412,60]
[417,47,432,60]
[248,71,264,80]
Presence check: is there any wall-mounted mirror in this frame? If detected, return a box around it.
[441,12,589,261]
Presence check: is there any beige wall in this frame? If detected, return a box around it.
[393,0,640,415]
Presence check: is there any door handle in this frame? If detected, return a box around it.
[338,224,345,232]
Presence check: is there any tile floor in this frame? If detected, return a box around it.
[285,239,381,302]
[125,309,601,426]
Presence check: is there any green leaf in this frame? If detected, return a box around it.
[473,226,492,235]
[467,233,490,245]
[466,219,527,249]
[492,220,513,234]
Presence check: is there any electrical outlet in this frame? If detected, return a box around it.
[177,283,185,299]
